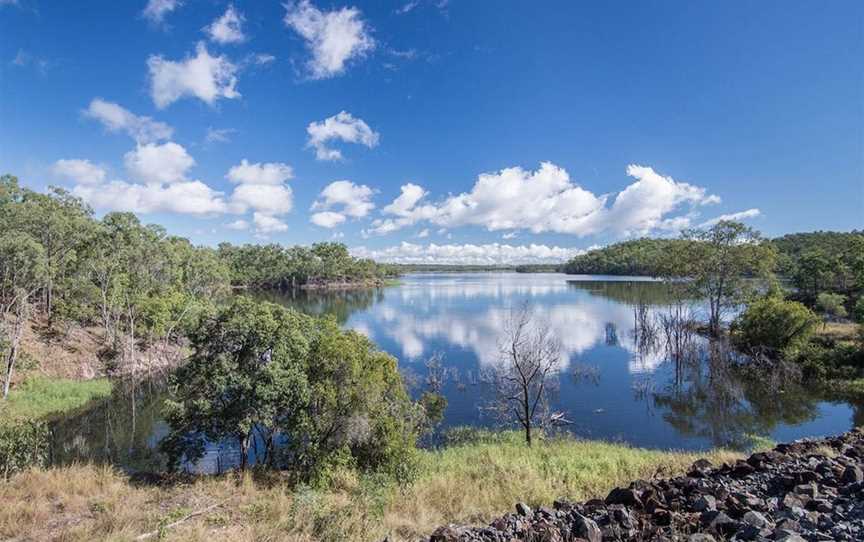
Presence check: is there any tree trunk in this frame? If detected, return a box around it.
[2,302,26,400]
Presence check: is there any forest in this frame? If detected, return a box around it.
[0,174,395,398]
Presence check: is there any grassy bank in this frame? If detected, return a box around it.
[0,431,742,542]
[0,376,112,421]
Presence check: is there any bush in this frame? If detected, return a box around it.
[732,296,819,356]
[0,419,50,481]
[162,297,419,483]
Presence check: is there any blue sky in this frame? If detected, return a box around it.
[2,0,862,264]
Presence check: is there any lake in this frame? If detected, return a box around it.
[49,273,860,473]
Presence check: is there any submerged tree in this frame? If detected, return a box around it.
[485,304,561,446]
[677,221,776,336]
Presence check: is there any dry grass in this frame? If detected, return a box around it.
[0,433,742,542]
[816,322,861,342]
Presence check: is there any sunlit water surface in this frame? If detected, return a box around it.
[49,273,860,473]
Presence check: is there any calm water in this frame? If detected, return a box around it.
[49,273,860,472]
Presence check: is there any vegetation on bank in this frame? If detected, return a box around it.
[0,430,743,542]
[565,224,864,391]
[0,376,112,421]
[0,173,394,403]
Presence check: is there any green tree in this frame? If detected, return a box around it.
[0,233,48,398]
[161,298,418,479]
[161,297,313,471]
[816,292,848,324]
[679,221,776,336]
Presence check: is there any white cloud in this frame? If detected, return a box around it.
[143,0,182,24]
[124,142,195,184]
[225,219,249,230]
[311,211,347,228]
[253,212,288,234]
[306,111,379,161]
[226,159,294,185]
[74,179,228,216]
[222,159,295,234]
[283,0,374,79]
[147,42,240,108]
[351,242,584,266]
[84,98,173,144]
[366,163,720,238]
[417,228,429,238]
[700,208,761,227]
[51,159,107,186]
[251,53,276,65]
[231,184,294,215]
[312,180,374,216]
[205,5,246,44]
[205,127,236,144]
[502,232,517,239]
[395,1,419,14]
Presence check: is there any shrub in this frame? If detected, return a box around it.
[732,296,819,356]
[854,296,864,324]
[0,419,50,481]
[161,297,419,483]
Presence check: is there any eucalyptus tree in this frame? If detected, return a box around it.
[678,221,776,336]
[0,232,47,398]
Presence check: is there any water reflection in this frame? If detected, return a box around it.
[48,273,857,472]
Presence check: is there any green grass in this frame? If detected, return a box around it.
[0,376,112,421]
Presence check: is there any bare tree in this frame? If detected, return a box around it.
[485,304,561,446]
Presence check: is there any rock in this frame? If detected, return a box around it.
[570,513,601,542]
[429,525,462,542]
[743,510,771,529]
[425,430,864,542]
[841,465,864,484]
[605,487,642,508]
[692,494,717,512]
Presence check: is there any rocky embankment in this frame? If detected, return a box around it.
[428,429,864,541]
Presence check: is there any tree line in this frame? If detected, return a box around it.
[563,227,864,320]
[0,174,394,400]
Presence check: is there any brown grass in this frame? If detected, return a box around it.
[0,434,743,542]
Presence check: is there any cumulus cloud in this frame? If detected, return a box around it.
[253,212,288,234]
[700,208,761,227]
[306,111,379,161]
[74,179,228,216]
[51,159,107,186]
[84,98,173,144]
[205,5,246,44]
[225,219,249,230]
[366,163,720,238]
[226,159,294,185]
[283,0,374,79]
[124,142,195,184]
[148,42,240,108]
[223,159,295,235]
[58,144,229,218]
[351,242,585,266]
[143,0,182,24]
[311,211,347,228]
[231,183,294,215]
[309,180,374,228]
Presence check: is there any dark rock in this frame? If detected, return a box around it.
[841,465,863,484]
[605,487,642,508]
[515,502,532,517]
[692,494,717,512]
[570,513,601,542]
[743,510,771,529]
